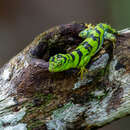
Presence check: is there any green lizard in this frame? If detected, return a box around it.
[49,23,118,78]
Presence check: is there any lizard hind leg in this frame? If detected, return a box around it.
[104,32,117,48]
[79,24,95,39]
[86,23,95,29]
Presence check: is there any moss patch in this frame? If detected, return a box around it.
[21,93,54,129]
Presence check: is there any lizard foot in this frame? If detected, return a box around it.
[85,23,95,29]
[112,41,116,48]
[78,67,88,80]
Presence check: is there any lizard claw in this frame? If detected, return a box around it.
[78,67,88,80]
[85,23,95,29]
[112,39,117,48]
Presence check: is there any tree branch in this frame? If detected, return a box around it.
[0,23,129,130]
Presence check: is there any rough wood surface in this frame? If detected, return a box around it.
[0,23,129,130]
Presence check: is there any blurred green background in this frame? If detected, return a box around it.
[0,0,129,129]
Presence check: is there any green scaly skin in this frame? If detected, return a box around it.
[49,23,118,73]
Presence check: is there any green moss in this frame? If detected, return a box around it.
[100,69,105,76]
[35,93,53,104]
[27,120,44,130]
[21,93,54,129]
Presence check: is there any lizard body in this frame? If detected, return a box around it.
[49,23,117,73]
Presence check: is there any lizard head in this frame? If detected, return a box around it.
[49,54,69,72]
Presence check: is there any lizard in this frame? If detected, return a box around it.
[49,23,118,78]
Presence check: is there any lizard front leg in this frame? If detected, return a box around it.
[78,55,91,80]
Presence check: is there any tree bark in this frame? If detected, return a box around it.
[0,23,129,130]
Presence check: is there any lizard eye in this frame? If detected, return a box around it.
[56,60,62,66]
[57,62,62,67]
[59,63,62,65]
